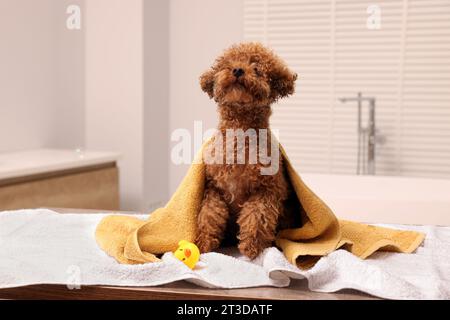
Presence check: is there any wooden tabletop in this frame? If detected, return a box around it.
[0,208,378,300]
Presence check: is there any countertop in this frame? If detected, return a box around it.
[0,149,121,180]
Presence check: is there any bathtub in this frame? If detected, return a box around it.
[301,174,450,226]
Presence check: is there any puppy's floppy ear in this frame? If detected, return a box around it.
[269,61,298,100]
[200,69,216,99]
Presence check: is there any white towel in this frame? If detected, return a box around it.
[0,209,448,299]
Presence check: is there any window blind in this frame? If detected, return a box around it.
[244,0,450,178]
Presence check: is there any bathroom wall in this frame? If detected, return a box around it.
[85,0,145,210]
[85,0,171,211]
[144,0,170,210]
[53,0,85,149]
[0,0,57,152]
[0,0,85,152]
[169,0,244,194]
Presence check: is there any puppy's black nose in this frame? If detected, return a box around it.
[233,68,245,78]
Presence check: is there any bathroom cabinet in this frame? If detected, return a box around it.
[0,149,120,211]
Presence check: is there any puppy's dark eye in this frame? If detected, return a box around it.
[254,67,262,76]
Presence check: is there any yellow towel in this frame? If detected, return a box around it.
[95,142,425,268]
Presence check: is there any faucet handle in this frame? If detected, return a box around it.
[375,129,386,145]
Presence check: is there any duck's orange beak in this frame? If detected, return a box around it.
[184,248,191,258]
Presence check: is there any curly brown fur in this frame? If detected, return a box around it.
[196,187,229,253]
[196,42,299,259]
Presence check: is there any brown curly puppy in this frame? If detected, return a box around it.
[196,42,299,259]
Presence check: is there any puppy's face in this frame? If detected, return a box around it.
[200,42,297,107]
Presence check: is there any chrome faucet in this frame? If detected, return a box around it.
[339,92,376,175]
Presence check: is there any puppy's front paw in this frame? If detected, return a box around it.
[238,237,266,260]
[195,234,220,253]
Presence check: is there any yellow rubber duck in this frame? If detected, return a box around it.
[173,240,200,269]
